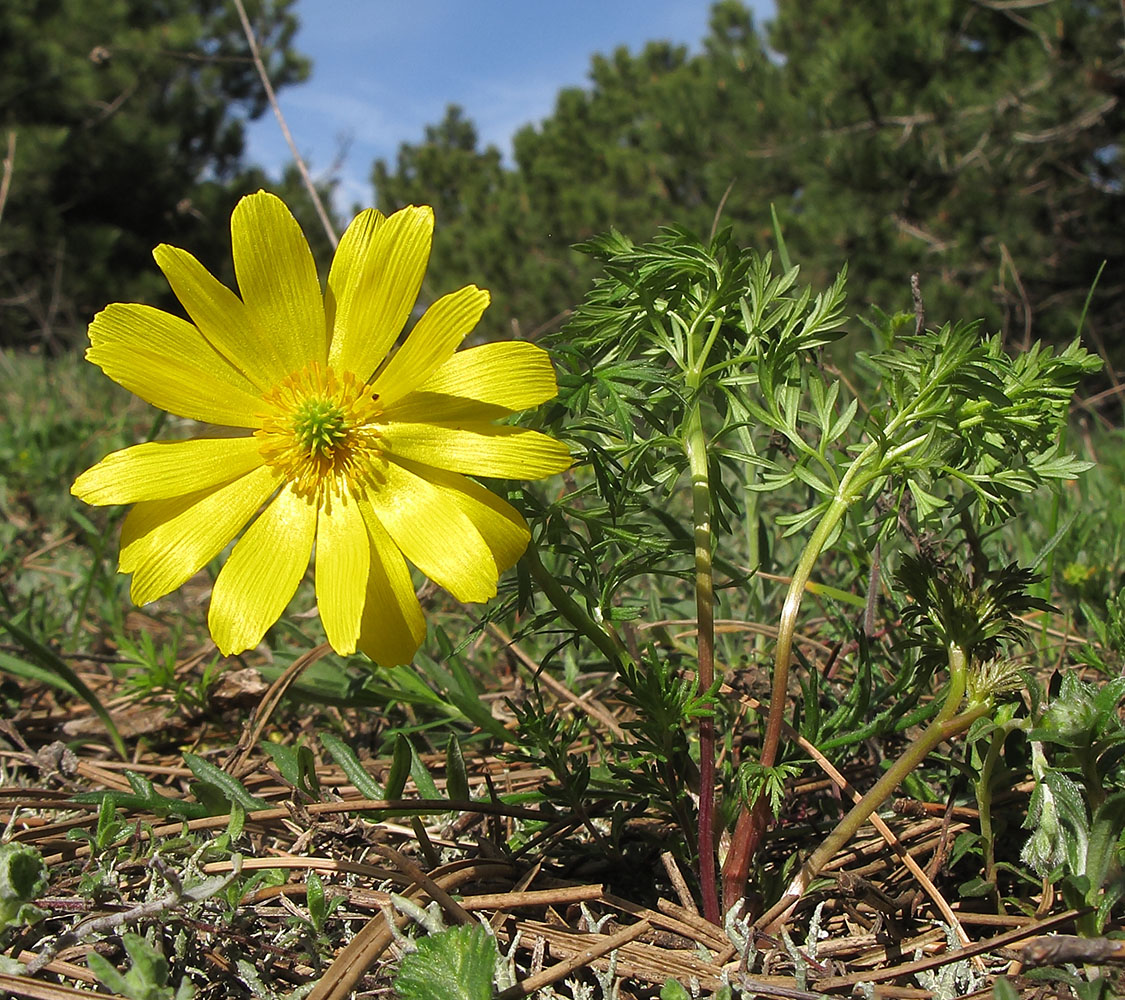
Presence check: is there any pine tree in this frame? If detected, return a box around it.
[0,0,309,348]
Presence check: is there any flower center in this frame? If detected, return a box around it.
[255,362,383,502]
[292,398,348,456]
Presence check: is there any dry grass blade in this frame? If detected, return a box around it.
[373,842,474,925]
[225,641,333,777]
[229,0,336,246]
[813,908,1083,991]
[497,919,653,999]
[0,972,125,1000]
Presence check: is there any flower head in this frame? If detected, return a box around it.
[72,192,570,663]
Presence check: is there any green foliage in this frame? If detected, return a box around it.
[0,842,47,932]
[71,754,269,822]
[517,202,1098,918]
[608,655,714,840]
[507,690,591,807]
[1077,588,1125,676]
[375,1,1121,364]
[1,0,310,349]
[769,0,1124,355]
[319,731,383,799]
[1022,670,1125,932]
[183,753,270,813]
[0,613,126,756]
[535,216,1094,664]
[0,353,143,673]
[67,795,135,858]
[896,554,1050,672]
[86,932,195,1000]
[260,740,320,798]
[283,870,344,941]
[393,924,498,1000]
[736,762,802,817]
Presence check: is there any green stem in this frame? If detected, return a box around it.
[523,541,629,668]
[755,645,991,930]
[976,729,1004,891]
[722,449,880,910]
[974,717,1027,896]
[758,493,851,771]
[684,398,720,924]
[1080,749,1106,812]
[1039,424,1067,656]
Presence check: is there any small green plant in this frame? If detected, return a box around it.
[393,923,499,1000]
[661,980,732,1000]
[524,218,1097,919]
[281,868,346,963]
[0,841,48,934]
[1021,670,1125,934]
[86,932,195,1000]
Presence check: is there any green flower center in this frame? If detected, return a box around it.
[292,398,349,456]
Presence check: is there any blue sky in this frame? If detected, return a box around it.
[244,0,775,211]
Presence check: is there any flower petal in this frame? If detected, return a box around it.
[378,422,572,479]
[208,483,318,655]
[327,205,434,383]
[73,437,264,505]
[154,244,276,392]
[87,304,266,427]
[416,341,559,410]
[315,492,370,655]
[393,458,530,574]
[357,459,498,603]
[381,342,559,424]
[119,464,279,606]
[377,394,511,426]
[231,191,325,377]
[357,514,426,666]
[370,285,490,409]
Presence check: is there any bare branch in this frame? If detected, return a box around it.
[0,131,15,227]
[231,0,338,247]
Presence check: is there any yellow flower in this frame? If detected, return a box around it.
[72,191,570,663]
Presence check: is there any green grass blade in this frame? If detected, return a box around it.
[770,202,792,274]
[319,732,383,799]
[0,616,126,758]
[182,752,270,811]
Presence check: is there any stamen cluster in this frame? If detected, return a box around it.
[256,362,383,502]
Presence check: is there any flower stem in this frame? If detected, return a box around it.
[523,541,629,668]
[754,645,990,932]
[721,492,851,908]
[684,398,720,924]
[975,718,1023,895]
[759,496,851,771]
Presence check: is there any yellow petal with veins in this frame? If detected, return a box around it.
[208,483,317,654]
[379,422,572,480]
[357,460,498,603]
[73,437,264,505]
[371,285,490,409]
[231,191,325,377]
[120,464,279,606]
[357,514,426,666]
[327,205,433,383]
[87,304,265,428]
[315,492,370,655]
